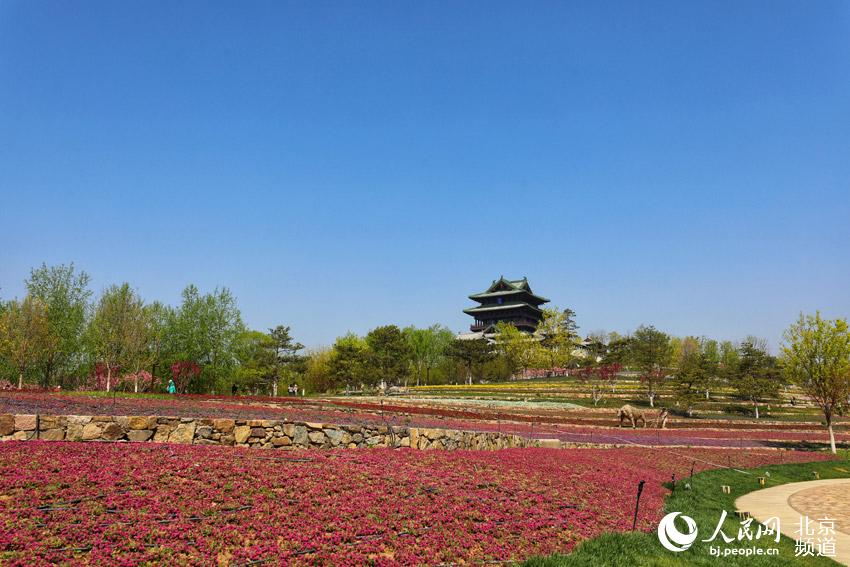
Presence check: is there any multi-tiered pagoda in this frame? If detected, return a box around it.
[463,276,549,334]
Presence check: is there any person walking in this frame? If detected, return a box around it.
[167,379,176,394]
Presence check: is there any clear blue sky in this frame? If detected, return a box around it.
[1,2,849,350]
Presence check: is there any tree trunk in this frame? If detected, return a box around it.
[705,390,710,400]
[106,366,112,392]
[18,370,23,390]
[828,422,837,454]
[648,391,655,408]
[134,375,139,394]
[754,402,759,419]
[272,379,278,397]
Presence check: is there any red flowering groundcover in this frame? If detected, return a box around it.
[0,442,833,566]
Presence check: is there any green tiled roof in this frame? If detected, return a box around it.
[463,302,543,315]
[468,276,550,304]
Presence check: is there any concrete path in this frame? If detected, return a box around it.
[736,478,850,566]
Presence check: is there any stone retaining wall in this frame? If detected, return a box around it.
[0,414,536,450]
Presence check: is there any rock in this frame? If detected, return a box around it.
[293,426,308,446]
[128,416,155,430]
[308,430,325,445]
[282,424,296,437]
[66,424,84,441]
[196,426,213,439]
[0,415,14,436]
[195,439,219,445]
[325,429,345,446]
[233,425,251,444]
[169,423,196,444]
[14,415,37,431]
[127,429,153,442]
[538,438,561,449]
[213,419,235,433]
[82,423,102,440]
[305,422,324,430]
[101,422,125,440]
[40,428,65,441]
[250,427,267,438]
[92,415,112,422]
[272,436,292,446]
[39,416,61,430]
[400,436,410,448]
[153,426,174,442]
[12,430,33,440]
[366,435,382,446]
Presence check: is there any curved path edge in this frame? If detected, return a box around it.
[736,478,850,566]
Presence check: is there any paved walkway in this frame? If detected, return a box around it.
[736,478,850,566]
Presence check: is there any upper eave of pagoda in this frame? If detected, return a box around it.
[468,276,550,304]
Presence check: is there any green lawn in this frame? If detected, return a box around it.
[526,454,850,566]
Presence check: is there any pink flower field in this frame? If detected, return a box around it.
[0,442,834,566]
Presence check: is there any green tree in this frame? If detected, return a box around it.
[365,325,410,388]
[672,337,718,416]
[87,283,147,391]
[629,325,672,407]
[233,330,277,394]
[403,324,454,387]
[782,312,850,454]
[537,308,577,369]
[268,325,305,396]
[329,332,370,389]
[445,337,495,385]
[25,263,92,388]
[0,296,53,389]
[733,337,780,420]
[165,285,245,393]
[304,348,335,393]
[494,322,541,378]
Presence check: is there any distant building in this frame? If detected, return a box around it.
[462,276,549,336]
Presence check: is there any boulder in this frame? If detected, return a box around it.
[272,436,292,447]
[308,430,326,445]
[40,428,65,441]
[212,419,235,433]
[250,427,267,438]
[101,422,125,440]
[196,426,213,439]
[293,426,308,446]
[153,426,174,442]
[39,416,61,430]
[14,415,37,431]
[169,423,196,444]
[127,429,154,442]
[0,415,14,436]
[128,416,155,430]
[325,428,345,446]
[233,425,251,444]
[82,423,103,440]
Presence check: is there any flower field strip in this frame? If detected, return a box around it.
[0,443,832,566]
[2,392,847,449]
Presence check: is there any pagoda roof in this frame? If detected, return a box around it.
[463,301,543,315]
[468,276,550,303]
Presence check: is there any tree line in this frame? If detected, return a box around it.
[2,264,848,451]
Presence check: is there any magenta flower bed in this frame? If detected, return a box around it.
[0,443,833,566]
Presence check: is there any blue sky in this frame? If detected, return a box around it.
[1,2,849,350]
